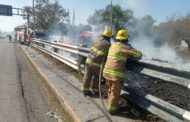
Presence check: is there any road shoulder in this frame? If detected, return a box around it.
[21,45,110,122]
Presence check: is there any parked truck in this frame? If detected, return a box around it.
[15,27,31,45]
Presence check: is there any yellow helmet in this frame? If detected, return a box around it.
[116,29,129,40]
[102,28,112,38]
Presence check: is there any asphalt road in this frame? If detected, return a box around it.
[0,39,57,122]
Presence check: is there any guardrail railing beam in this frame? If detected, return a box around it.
[30,38,190,122]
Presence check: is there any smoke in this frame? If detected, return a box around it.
[44,1,190,66]
[121,1,190,66]
[127,16,189,65]
[124,0,148,18]
[129,31,190,71]
[130,35,181,63]
[0,31,6,37]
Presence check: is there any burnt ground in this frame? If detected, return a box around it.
[141,77,190,111]
[142,51,190,111]
[125,72,190,111]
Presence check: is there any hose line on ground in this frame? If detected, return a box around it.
[98,57,112,122]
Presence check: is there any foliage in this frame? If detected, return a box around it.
[48,23,68,35]
[21,2,190,46]
[67,24,92,38]
[87,4,135,32]
[21,6,33,27]
[22,6,33,20]
[88,4,190,46]
[155,14,190,46]
[79,24,92,32]
[22,0,69,33]
[35,0,69,31]
[128,15,156,39]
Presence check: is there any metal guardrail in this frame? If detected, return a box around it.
[31,38,190,122]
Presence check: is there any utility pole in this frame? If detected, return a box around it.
[72,9,75,25]
[110,0,113,32]
[27,12,29,27]
[32,0,35,35]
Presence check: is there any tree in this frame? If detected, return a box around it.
[87,4,135,32]
[35,0,69,32]
[67,24,92,39]
[153,13,190,46]
[77,24,92,33]
[48,23,68,35]
[136,15,155,36]
[22,6,33,27]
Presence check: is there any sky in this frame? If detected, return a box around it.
[0,0,190,32]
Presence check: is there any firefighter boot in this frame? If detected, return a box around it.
[81,87,92,96]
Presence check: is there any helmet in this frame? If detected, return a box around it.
[116,29,128,40]
[102,28,112,38]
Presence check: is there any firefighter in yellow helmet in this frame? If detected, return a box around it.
[82,28,112,96]
[103,29,142,115]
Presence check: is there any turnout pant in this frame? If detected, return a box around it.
[82,64,100,92]
[106,79,124,111]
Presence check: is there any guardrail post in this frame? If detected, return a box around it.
[53,47,59,53]
[77,44,87,74]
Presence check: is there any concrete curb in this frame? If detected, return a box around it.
[20,46,109,122]
[20,46,81,122]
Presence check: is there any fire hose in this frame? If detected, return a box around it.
[98,57,112,122]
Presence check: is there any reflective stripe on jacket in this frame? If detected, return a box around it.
[103,42,142,81]
[86,36,111,67]
[91,46,105,56]
[86,58,101,67]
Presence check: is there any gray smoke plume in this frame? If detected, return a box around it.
[130,35,180,63]
[126,16,189,65]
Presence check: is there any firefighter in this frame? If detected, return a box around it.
[103,29,142,115]
[82,28,112,96]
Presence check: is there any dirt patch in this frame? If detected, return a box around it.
[125,70,190,111]
[142,78,190,111]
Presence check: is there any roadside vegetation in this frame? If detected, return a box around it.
[19,0,190,48]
